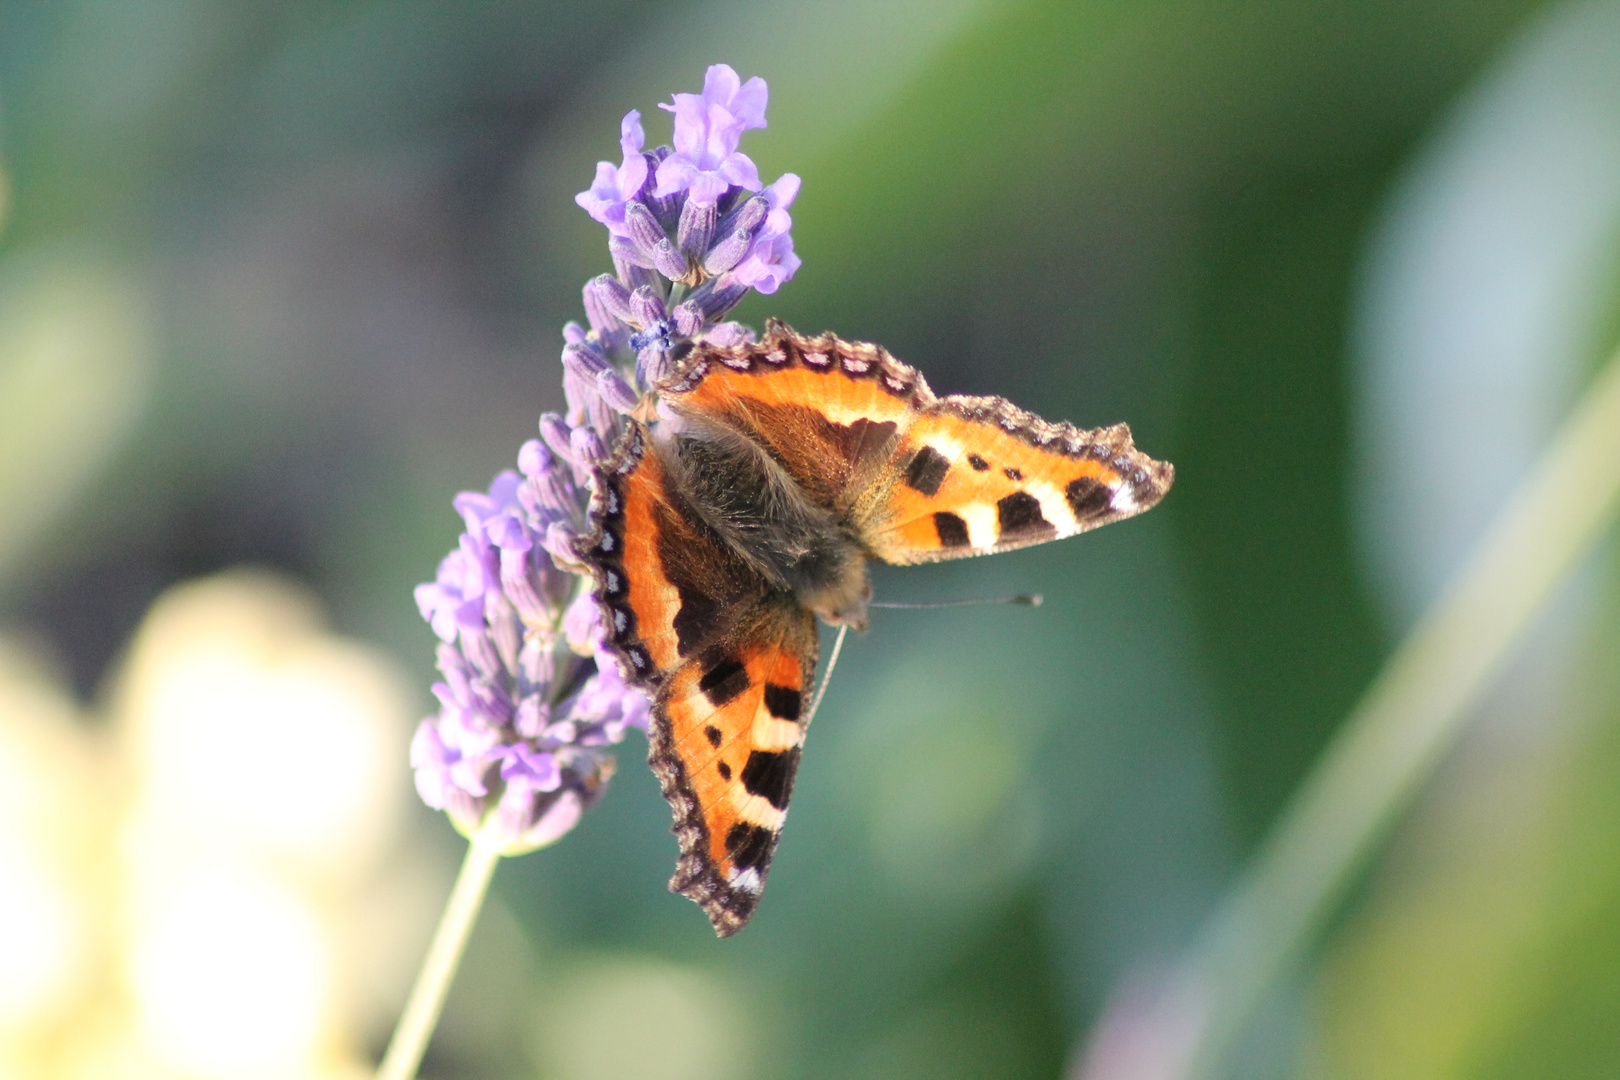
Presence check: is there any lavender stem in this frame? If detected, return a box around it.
[376,823,506,1080]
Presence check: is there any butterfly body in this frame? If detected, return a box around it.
[581,321,1172,935]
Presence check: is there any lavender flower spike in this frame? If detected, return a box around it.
[394,61,810,1080]
[414,61,804,855]
[412,457,648,855]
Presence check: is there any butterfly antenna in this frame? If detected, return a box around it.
[869,593,1043,610]
[804,624,849,730]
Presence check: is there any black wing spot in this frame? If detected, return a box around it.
[967,453,990,471]
[740,749,799,810]
[1066,476,1113,521]
[1003,466,1023,481]
[671,585,723,657]
[997,491,1054,537]
[725,822,775,870]
[704,725,723,747]
[763,683,802,721]
[718,761,732,780]
[698,654,750,706]
[904,446,951,496]
[934,511,971,548]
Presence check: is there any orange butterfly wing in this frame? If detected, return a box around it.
[658,321,933,517]
[658,321,1173,564]
[584,423,817,936]
[863,399,1174,564]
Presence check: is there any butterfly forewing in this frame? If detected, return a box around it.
[862,398,1174,564]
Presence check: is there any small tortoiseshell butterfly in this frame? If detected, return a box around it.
[581,320,1173,935]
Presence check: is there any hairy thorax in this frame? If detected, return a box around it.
[658,422,873,631]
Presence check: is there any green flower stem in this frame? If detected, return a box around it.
[376,823,505,1080]
[1179,343,1620,1079]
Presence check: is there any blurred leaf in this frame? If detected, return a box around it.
[1317,550,1620,1080]
[0,245,151,593]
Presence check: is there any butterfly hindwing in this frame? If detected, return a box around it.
[584,420,818,936]
[655,609,816,935]
[862,396,1174,564]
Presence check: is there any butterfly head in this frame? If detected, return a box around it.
[794,549,872,633]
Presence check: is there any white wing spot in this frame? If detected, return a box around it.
[728,867,764,893]
[927,433,966,463]
[1111,485,1139,513]
[960,504,998,548]
[731,787,786,829]
[1027,478,1078,533]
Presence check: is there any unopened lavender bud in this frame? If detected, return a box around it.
[702,228,752,275]
[622,201,668,255]
[562,343,611,383]
[694,278,748,322]
[722,194,768,236]
[638,344,677,389]
[629,286,668,326]
[705,196,766,273]
[651,238,690,282]
[499,546,549,626]
[518,440,576,520]
[570,426,608,464]
[672,301,704,338]
[543,520,582,567]
[563,366,604,431]
[517,438,550,477]
[644,147,683,227]
[584,274,634,328]
[563,321,588,346]
[539,413,575,462]
[677,198,718,259]
[609,234,655,270]
[597,368,640,414]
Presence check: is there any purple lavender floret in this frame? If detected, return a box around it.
[655,65,768,206]
[415,64,803,853]
[575,111,650,235]
[725,173,802,294]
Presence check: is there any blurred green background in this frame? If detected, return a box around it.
[5,0,1620,1077]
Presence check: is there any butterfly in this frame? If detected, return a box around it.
[580,320,1173,935]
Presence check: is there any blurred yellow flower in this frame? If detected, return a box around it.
[0,571,418,1080]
